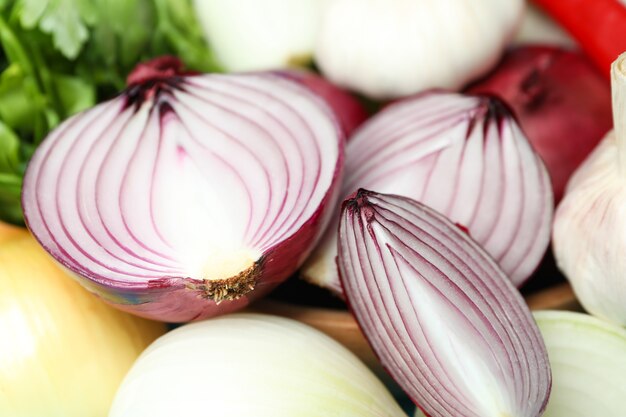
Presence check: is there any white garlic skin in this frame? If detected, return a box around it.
[314,0,525,99]
[193,0,331,72]
[553,133,626,326]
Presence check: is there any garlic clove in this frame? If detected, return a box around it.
[553,51,626,326]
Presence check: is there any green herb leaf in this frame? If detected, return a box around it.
[20,0,90,59]
[53,72,95,116]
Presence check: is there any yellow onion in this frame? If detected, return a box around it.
[0,235,166,417]
[0,221,26,243]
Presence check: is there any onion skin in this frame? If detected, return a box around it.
[468,45,612,201]
[22,60,344,322]
[109,313,406,417]
[274,69,369,137]
[338,190,551,417]
[0,235,166,417]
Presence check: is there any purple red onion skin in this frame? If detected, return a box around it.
[468,45,612,201]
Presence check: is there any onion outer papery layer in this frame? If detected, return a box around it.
[532,311,626,417]
[303,91,552,293]
[337,190,551,417]
[22,71,343,322]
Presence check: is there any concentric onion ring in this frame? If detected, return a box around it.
[23,59,344,322]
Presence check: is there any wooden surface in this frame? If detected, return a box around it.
[251,282,579,372]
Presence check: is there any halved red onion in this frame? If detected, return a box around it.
[22,57,344,322]
[273,69,369,138]
[468,46,612,202]
[302,91,553,292]
[338,190,551,417]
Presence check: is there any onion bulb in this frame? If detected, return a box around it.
[314,0,525,99]
[303,91,553,293]
[469,45,612,201]
[192,0,331,71]
[109,313,406,417]
[533,311,626,417]
[0,234,166,417]
[22,57,344,322]
[338,190,551,417]
[0,221,26,243]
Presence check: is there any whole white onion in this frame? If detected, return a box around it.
[109,313,406,417]
[315,0,525,99]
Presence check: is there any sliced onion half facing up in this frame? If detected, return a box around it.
[303,91,553,293]
[338,190,551,417]
[22,57,344,322]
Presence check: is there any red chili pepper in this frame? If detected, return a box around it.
[533,0,626,78]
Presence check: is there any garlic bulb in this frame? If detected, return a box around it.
[0,235,166,417]
[315,0,525,99]
[109,313,406,417]
[193,0,332,71]
[553,52,626,326]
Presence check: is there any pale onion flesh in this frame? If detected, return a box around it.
[303,91,553,293]
[338,190,551,417]
[315,0,525,99]
[109,313,406,417]
[22,59,343,322]
[0,234,166,417]
[534,311,626,417]
[553,52,626,326]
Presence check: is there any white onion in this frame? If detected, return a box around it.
[22,57,344,322]
[315,0,525,99]
[109,313,406,417]
[193,0,332,72]
[534,311,626,417]
[338,190,551,417]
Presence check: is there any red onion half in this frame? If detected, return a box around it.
[469,46,612,201]
[22,58,344,322]
[338,190,551,417]
[303,91,553,292]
